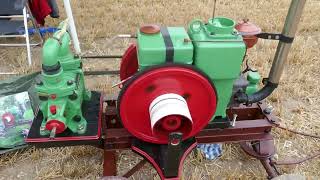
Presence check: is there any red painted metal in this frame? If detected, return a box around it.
[26,95,104,143]
[103,120,274,150]
[120,44,138,81]
[103,99,279,179]
[45,119,66,134]
[103,150,117,176]
[118,65,217,144]
[240,140,275,159]
[260,158,279,179]
[160,115,182,131]
[132,141,197,180]
[235,19,261,48]
[140,24,161,34]
[123,159,147,178]
[50,94,57,100]
[240,140,279,179]
[49,105,57,114]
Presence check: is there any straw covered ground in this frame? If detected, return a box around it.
[0,0,319,179]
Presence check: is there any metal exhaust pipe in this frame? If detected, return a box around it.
[236,0,306,104]
[268,0,306,84]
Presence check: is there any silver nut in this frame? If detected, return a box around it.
[78,124,84,130]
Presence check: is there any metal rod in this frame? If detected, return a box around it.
[1,70,120,77]
[63,0,81,54]
[112,76,132,88]
[117,34,136,38]
[104,34,136,49]
[184,38,243,43]
[0,34,25,38]
[272,151,320,165]
[49,127,56,139]
[212,0,217,19]
[27,4,44,46]
[0,15,24,18]
[268,0,306,84]
[0,43,41,47]
[231,114,238,127]
[276,125,320,139]
[82,55,122,59]
[0,72,18,75]
[103,150,117,176]
[23,7,32,66]
[260,159,279,178]
[84,70,120,76]
[123,159,147,178]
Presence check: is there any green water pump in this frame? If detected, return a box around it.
[36,21,91,137]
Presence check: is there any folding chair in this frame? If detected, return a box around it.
[0,0,43,66]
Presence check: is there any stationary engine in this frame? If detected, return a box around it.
[21,1,307,179]
[118,17,260,144]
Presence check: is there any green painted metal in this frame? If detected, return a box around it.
[246,71,261,95]
[137,27,193,69]
[207,17,236,35]
[42,38,60,67]
[36,22,91,135]
[188,17,246,120]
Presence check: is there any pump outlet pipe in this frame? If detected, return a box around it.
[236,0,306,104]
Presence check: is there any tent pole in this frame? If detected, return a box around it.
[63,0,81,55]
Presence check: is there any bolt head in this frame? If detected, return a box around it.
[73,115,81,122]
[78,124,84,130]
[263,107,273,114]
[67,80,74,85]
[36,80,43,86]
[68,92,78,100]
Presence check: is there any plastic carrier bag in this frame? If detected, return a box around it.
[0,72,39,153]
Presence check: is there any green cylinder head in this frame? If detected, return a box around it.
[207,17,235,35]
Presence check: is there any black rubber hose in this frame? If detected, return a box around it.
[235,81,278,104]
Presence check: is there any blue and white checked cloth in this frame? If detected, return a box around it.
[197,143,222,160]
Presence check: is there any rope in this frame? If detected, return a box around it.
[271,123,320,165]
[275,125,320,139]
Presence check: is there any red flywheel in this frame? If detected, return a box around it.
[120,43,138,81]
[118,64,217,144]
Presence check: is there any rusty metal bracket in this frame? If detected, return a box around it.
[102,97,279,179]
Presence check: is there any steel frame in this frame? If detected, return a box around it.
[102,97,280,179]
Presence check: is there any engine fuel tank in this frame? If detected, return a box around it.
[137,25,193,70]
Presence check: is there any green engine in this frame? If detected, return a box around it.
[137,17,246,121]
[118,17,255,144]
[36,21,91,137]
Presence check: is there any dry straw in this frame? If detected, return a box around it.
[0,0,319,179]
